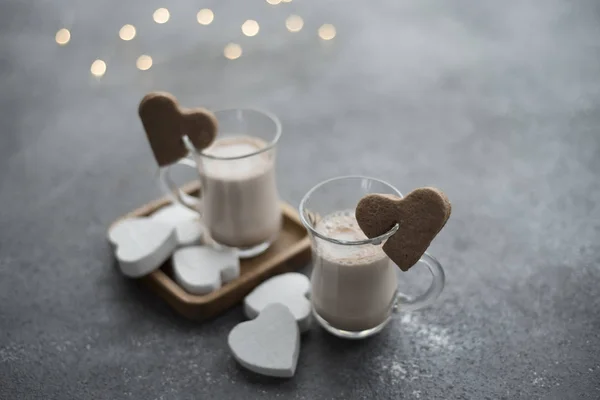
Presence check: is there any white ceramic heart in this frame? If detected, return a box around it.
[172,246,239,295]
[244,272,312,332]
[108,217,177,278]
[228,304,300,378]
[151,203,204,246]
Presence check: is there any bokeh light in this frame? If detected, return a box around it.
[55,28,70,45]
[266,0,281,5]
[241,20,260,37]
[153,8,170,24]
[285,15,303,32]
[136,55,153,71]
[197,9,214,25]
[224,43,242,60]
[318,24,336,40]
[90,60,107,77]
[119,24,136,41]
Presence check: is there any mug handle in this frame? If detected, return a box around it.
[158,156,202,214]
[393,252,445,312]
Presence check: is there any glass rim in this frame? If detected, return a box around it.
[186,107,282,161]
[298,175,403,246]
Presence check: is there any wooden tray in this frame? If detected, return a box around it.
[111,181,312,320]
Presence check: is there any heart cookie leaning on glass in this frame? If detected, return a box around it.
[139,92,282,258]
[299,176,451,339]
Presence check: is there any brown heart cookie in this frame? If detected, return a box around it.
[138,92,218,166]
[355,187,451,271]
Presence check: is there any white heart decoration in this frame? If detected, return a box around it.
[228,304,300,378]
[244,272,312,332]
[172,246,240,295]
[151,203,204,247]
[108,217,177,278]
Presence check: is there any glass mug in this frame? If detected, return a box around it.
[159,108,282,258]
[299,176,445,339]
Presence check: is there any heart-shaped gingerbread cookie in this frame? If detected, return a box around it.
[355,187,451,271]
[138,92,218,166]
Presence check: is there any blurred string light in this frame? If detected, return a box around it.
[282,0,292,3]
[224,43,242,60]
[266,0,281,5]
[197,9,214,25]
[241,20,259,37]
[55,28,70,45]
[91,59,106,77]
[153,8,170,24]
[285,15,303,32]
[119,24,136,41]
[136,55,153,70]
[318,24,336,40]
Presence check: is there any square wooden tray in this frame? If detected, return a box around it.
[110,181,312,321]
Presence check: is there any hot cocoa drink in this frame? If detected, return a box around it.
[310,210,398,332]
[199,135,281,249]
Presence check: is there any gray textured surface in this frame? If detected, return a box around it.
[1,0,600,399]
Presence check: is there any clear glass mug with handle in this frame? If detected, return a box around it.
[159,108,282,258]
[299,176,445,339]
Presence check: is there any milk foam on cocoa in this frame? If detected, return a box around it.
[202,136,272,180]
[315,211,386,264]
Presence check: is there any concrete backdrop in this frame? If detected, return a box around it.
[1,0,599,398]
